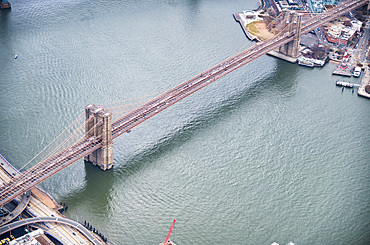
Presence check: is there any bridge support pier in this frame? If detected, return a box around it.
[84,104,113,171]
[0,0,11,9]
[279,11,303,58]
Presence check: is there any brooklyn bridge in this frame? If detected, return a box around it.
[0,0,368,207]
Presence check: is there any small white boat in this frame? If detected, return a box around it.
[297,57,314,67]
[14,55,18,59]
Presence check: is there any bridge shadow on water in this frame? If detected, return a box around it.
[61,59,299,209]
[0,9,11,49]
[114,59,299,175]
[60,160,115,212]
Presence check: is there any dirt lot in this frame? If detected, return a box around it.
[246,21,275,40]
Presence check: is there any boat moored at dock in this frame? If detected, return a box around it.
[297,57,325,68]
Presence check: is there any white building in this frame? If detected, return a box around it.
[9,229,44,245]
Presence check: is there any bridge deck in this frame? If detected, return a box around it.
[0,0,367,207]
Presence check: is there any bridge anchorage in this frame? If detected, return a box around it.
[84,104,113,170]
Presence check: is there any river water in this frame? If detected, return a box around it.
[0,0,369,244]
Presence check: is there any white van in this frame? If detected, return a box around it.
[353,67,361,77]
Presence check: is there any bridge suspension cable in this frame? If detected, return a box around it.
[100,90,166,107]
[19,111,85,172]
[105,100,151,114]
[104,15,292,121]
[0,0,366,207]
[17,113,104,175]
[36,117,94,164]
[3,117,104,188]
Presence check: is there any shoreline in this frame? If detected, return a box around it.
[357,65,370,99]
[233,13,261,41]
[31,187,59,210]
[0,153,107,245]
[233,2,370,95]
[0,153,59,210]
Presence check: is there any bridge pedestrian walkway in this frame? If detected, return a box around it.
[0,0,367,208]
[0,153,103,245]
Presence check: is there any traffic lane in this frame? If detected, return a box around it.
[0,190,31,226]
[0,216,104,245]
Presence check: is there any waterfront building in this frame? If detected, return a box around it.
[8,229,53,245]
[307,0,339,12]
[325,24,358,46]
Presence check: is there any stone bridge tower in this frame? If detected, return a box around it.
[278,10,303,58]
[84,104,113,170]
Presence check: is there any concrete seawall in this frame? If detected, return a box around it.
[233,13,261,42]
[358,66,370,99]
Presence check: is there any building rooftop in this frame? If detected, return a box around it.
[9,229,44,245]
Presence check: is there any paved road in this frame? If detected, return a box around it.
[1,153,95,245]
[0,190,31,226]
[0,0,367,208]
[0,216,103,245]
[354,20,370,62]
[0,154,32,226]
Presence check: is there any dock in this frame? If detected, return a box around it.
[332,62,354,77]
[336,80,355,88]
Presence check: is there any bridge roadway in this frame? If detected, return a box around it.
[0,216,103,245]
[111,0,367,138]
[0,0,367,208]
[0,154,32,226]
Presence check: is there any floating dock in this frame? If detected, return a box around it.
[336,80,354,88]
[335,80,360,88]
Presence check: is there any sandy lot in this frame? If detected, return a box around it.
[246,21,275,40]
[31,187,59,209]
